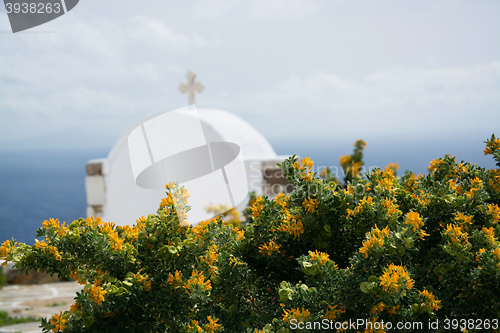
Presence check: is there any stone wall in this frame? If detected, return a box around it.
[85,158,106,218]
[1,262,63,285]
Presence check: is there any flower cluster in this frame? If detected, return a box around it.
[282,307,311,323]
[308,250,329,265]
[417,290,441,313]
[258,240,281,256]
[340,139,366,183]
[379,263,414,293]
[359,225,390,258]
[183,270,212,295]
[49,311,68,333]
[186,316,221,333]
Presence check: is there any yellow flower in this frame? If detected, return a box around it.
[258,241,281,256]
[187,320,203,333]
[183,270,211,295]
[488,168,500,192]
[351,161,362,176]
[133,269,147,283]
[323,304,345,320]
[192,218,216,240]
[232,226,245,241]
[405,211,424,232]
[492,248,500,261]
[418,290,441,312]
[109,232,124,251]
[381,197,399,217]
[428,158,445,172]
[293,161,305,171]
[90,284,107,305]
[445,224,469,245]
[339,154,351,166]
[161,193,175,207]
[370,302,385,314]
[355,139,367,149]
[448,178,458,191]
[360,196,374,206]
[275,193,289,209]
[277,214,304,239]
[487,204,500,224]
[379,264,414,293]
[309,250,330,265]
[43,218,60,229]
[1,240,18,265]
[144,281,151,291]
[303,197,319,214]
[359,225,390,258]
[229,256,244,267]
[454,212,473,230]
[69,302,81,314]
[205,316,221,333]
[48,245,62,261]
[476,248,486,261]
[301,157,314,170]
[484,138,500,155]
[100,222,116,234]
[344,185,354,196]
[251,196,265,219]
[466,177,483,199]
[167,270,183,286]
[282,307,311,323]
[117,225,139,240]
[204,244,219,267]
[35,239,48,249]
[300,171,314,182]
[471,177,483,187]
[85,216,103,228]
[69,271,86,285]
[50,311,68,332]
[0,240,11,257]
[482,226,497,245]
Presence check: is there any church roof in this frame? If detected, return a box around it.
[97,107,279,226]
[107,108,276,166]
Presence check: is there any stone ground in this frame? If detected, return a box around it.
[0,281,81,333]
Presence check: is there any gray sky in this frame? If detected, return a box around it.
[1,0,499,154]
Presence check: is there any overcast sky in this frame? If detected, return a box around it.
[1,1,499,161]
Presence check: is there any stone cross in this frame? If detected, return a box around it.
[178,70,204,105]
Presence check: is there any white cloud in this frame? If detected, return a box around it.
[205,62,500,139]
[364,62,500,106]
[130,16,209,48]
[192,0,317,20]
[251,62,500,110]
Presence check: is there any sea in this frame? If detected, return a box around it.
[0,149,108,245]
[0,136,497,245]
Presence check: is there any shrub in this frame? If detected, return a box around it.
[1,135,499,333]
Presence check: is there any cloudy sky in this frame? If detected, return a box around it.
[1,0,499,170]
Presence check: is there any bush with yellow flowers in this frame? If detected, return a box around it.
[1,135,500,333]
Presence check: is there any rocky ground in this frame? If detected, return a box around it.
[0,263,82,333]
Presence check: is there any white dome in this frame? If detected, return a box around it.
[99,108,277,226]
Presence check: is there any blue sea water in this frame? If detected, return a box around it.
[0,150,108,245]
